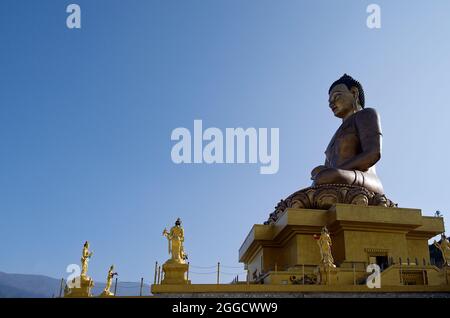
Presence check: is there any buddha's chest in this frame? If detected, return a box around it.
[325,119,362,166]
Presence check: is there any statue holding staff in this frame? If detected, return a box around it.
[434,234,450,266]
[313,226,336,268]
[163,218,187,263]
[80,241,93,277]
[102,265,118,296]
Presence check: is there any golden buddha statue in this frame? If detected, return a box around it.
[313,226,336,268]
[434,234,450,266]
[163,218,187,263]
[80,241,93,277]
[65,241,94,297]
[101,265,118,296]
[161,218,190,284]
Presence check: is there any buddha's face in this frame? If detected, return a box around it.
[328,84,359,119]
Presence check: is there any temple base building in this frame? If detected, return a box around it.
[151,203,450,297]
[240,204,447,287]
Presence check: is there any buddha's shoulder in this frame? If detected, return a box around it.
[356,107,380,121]
[355,108,382,133]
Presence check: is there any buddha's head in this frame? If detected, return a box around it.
[175,218,182,226]
[84,241,89,248]
[328,74,365,119]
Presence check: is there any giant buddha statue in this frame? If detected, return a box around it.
[311,74,383,194]
[266,74,395,224]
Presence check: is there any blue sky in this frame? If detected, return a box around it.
[1,0,450,286]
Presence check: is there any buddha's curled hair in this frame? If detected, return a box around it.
[329,74,365,108]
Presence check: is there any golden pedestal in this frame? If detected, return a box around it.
[315,265,339,285]
[239,204,448,288]
[162,260,191,285]
[64,275,94,297]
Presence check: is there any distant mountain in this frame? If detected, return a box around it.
[0,271,150,298]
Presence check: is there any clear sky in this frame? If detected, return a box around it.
[1,0,450,285]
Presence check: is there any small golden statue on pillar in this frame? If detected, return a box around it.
[434,234,450,266]
[64,241,95,297]
[161,218,190,285]
[313,227,337,285]
[81,241,93,277]
[163,218,188,263]
[100,265,118,297]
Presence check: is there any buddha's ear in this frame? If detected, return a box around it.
[350,86,359,100]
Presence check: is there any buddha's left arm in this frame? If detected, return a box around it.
[338,108,382,171]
